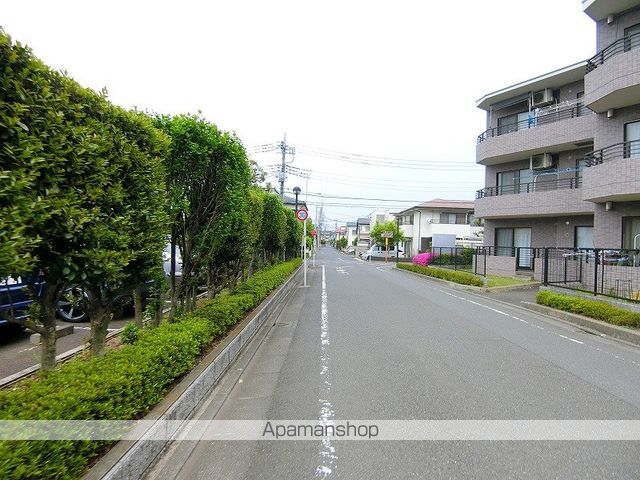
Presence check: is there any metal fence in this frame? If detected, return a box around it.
[415,247,486,276]
[542,247,640,303]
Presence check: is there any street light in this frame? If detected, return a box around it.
[293,186,301,214]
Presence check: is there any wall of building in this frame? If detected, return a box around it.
[483,215,594,248]
[594,104,640,149]
[483,148,592,187]
[596,5,640,51]
[593,201,640,248]
[486,80,585,130]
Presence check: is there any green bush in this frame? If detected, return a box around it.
[536,290,640,328]
[120,323,140,345]
[397,263,483,287]
[0,259,301,480]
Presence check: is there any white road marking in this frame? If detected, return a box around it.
[558,334,584,345]
[316,265,337,478]
[335,266,349,276]
[433,287,640,368]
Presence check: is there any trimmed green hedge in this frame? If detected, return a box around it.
[397,263,483,287]
[0,259,301,480]
[536,290,640,328]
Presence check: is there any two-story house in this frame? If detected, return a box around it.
[396,199,483,257]
[474,0,640,277]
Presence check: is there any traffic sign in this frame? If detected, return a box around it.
[381,231,393,238]
[296,209,308,221]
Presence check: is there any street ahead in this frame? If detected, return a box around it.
[146,248,640,480]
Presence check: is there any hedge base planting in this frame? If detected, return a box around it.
[397,263,484,287]
[536,290,640,328]
[0,259,301,480]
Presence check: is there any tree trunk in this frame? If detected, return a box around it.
[87,291,110,357]
[89,307,109,357]
[37,282,61,371]
[133,285,144,328]
[169,228,177,321]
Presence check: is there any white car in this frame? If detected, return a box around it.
[362,245,403,260]
[163,244,183,277]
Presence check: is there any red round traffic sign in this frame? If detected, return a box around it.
[296,209,308,221]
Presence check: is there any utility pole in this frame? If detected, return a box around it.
[278,134,295,198]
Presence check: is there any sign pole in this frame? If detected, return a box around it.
[385,237,389,263]
[303,219,307,286]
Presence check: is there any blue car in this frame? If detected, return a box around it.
[0,274,44,328]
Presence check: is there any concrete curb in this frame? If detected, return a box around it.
[85,266,302,480]
[0,328,123,389]
[392,266,538,293]
[519,302,640,347]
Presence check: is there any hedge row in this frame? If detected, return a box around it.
[536,290,640,328]
[0,259,301,480]
[397,263,484,287]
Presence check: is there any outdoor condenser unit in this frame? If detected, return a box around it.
[531,88,554,107]
[530,153,554,170]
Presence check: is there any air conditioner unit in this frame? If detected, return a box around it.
[532,88,554,107]
[530,153,553,170]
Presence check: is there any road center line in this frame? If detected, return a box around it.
[316,265,337,478]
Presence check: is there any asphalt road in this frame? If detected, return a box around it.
[0,315,130,379]
[146,248,640,479]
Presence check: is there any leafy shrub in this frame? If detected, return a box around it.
[412,252,436,266]
[0,259,301,480]
[398,263,483,287]
[120,323,140,345]
[536,290,640,328]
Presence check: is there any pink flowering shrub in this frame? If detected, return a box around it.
[412,252,437,266]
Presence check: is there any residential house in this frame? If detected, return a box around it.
[396,199,483,257]
[346,221,357,247]
[474,0,640,277]
[355,217,371,255]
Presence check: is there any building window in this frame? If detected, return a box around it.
[575,226,594,249]
[622,217,640,249]
[497,168,533,195]
[624,23,640,52]
[624,120,640,158]
[439,212,466,224]
[495,227,532,268]
[497,111,529,135]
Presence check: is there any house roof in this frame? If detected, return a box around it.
[346,221,357,227]
[475,61,587,111]
[396,198,474,215]
[282,195,308,210]
[356,217,370,225]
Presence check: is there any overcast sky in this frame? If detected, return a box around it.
[2,0,596,227]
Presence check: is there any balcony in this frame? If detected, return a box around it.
[475,177,593,219]
[584,33,640,112]
[582,140,640,202]
[476,101,595,165]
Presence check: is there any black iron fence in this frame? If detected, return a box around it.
[586,31,640,73]
[477,102,590,144]
[414,247,486,275]
[542,247,640,303]
[584,139,640,166]
[476,177,581,199]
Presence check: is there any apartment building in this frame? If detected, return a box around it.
[474,0,640,276]
[397,199,483,257]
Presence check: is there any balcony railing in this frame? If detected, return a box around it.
[477,100,591,144]
[476,177,581,199]
[586,32,640,73]
[584,139,640,166]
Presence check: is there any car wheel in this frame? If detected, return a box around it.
[56,285,91,322]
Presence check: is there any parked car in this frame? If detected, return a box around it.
[362,244,404,261]
[1,242,182,326]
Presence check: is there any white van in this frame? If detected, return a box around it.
[362,244,403,260]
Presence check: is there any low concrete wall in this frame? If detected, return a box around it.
[89,266,301,480]
[485,255,517,277]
